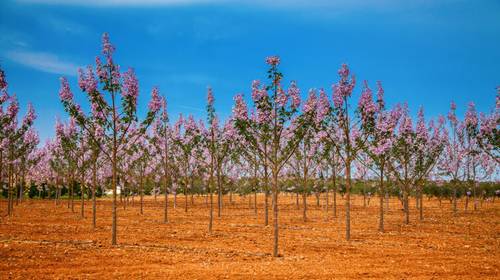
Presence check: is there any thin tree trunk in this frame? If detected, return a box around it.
[81,180,85,218]
[217,170,222,218]
[7,163,13,216]
[302,192,307,222]
[111,92,118,246]
[345,158,351,240]
[71,180,75,213]
[272,169,279,257]
[209,191,213,233]
[403,189,409,224]
[378,166,384,233]
[265,191,269,226]
[332,168,337,218]
[325,189,329,219]
[419,187,423,221]
[140,175,144,215]
[452,187,457,215]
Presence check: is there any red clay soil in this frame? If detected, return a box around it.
[0,194,498,279]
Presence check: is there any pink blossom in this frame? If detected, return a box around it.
[23,128,39,146]
[207,86,214,107]
[95,56,108,81]
[265,56,280,66]
[276,87,287,107]
[332,84,343,108]
[184,115,198,132]
[288,81,301,109]
[416,107,428,141]
[0,67,7,90]
[332,64,356,108]
[0,91,8,103]
[448,101,458,126]
[399,105,413,135]
[78,66,98,93]
[303,89,317,114]
[22,103,36,126]
[338,63,350,78]
[232,94,248,121]
[102,33,115,58]
[316,88,330,123]
[148,87,162,112]
[161,96,168,121]
[376,81,384,111]
[121,68,138,105]
[6,95,19,118]
[464,102,478,128]
[111,64,121,87]
[251,80,268,102]
[59,77,73,102]
[358,80,377,122]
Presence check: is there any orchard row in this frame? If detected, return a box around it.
[0,33,498,257]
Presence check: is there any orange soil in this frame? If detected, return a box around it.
[0,194,498,279]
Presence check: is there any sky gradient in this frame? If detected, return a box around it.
[1,0,499,142]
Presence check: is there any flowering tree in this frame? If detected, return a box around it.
[58,33,160,244]
[54,118,78,211]
[438,102,467,214]
[205,88,237,231]
[151,95,173,223]
[477,90,499,163]
[0,67,38,215]
[171,114,202,213]
[318,64,365,240]
[387,106,445,223]
[357,81,400,232]
[461,102,482,211]
[233,56,315,257]
[287,90,321,222]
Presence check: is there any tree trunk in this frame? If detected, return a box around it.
[140,176,144,215]
[345,158,351,240]
[452,188,457,215]
[403,189,409,224]
[302,192,307,222]
[264,191,269,226]
[272,169,279,257]
[325,189,329,219]
[111,93,118,246]
[92,184,96,229]
[332,169,337,218]
[217,170,222,218]
[81,180,85,218]
[71,180,75,213]
[7,164,13,216]
[378,167,384,233]
[419,187,423,221]
[184,184,188,213]
[209,191,213,233]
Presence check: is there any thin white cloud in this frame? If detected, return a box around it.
[5,50,79,76]
[42,16,90,35]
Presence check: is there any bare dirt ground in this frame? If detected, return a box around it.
[0,194,498,279]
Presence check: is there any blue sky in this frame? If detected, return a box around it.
[1,0,499,142]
